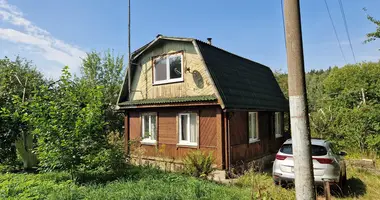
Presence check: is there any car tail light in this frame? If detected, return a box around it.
[314,158,333,164]
[275,154,289,160]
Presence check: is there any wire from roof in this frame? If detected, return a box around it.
[323,0,348,64]
[337,0,357,63]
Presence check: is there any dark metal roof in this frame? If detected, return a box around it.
[119,95,217,106]
[196,40,288,111]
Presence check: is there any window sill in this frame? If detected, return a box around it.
[177,143,198,148]
[141,140,157,145]
[249,139,260,144]
[153,78,184,86]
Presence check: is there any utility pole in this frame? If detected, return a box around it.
[283,0,316,199]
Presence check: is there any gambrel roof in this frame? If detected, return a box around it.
[118,35,288,111]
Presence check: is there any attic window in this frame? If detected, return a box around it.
[153,53,183,84]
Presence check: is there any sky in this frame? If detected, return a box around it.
[0,0,379,79]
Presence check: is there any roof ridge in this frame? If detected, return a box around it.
[195,39,272,71]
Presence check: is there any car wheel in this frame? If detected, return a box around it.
[274,180,280,186]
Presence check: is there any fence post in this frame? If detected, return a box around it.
[323,181,331,200]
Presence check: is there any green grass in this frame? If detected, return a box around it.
[1,164,379,200]
[0,166,250,200]
[235,165,380,200]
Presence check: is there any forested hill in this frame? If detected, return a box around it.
[275,61,380,155]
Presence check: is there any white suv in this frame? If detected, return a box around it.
[272,139,347,187]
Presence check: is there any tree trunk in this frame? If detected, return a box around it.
[15,134,37,169]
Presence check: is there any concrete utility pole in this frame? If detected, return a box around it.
[283,0,316,199]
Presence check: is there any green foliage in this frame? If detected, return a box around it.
[1,52,125,174]
[80,50,125,135]
[273,71,288,99]
[306,68,331,111]
[0,166,252,200]
[275,62,380,156]
[319,62,380,153]
[0,57,44,167]
[29,66,109,174]
[182,150,215,179]
[364,8,380,44]
[323,63,380,108]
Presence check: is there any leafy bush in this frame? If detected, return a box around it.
[0,57,44,169]
[182,150,215,179]
[75,139,127,184]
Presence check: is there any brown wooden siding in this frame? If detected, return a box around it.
[199,109,217,147]
[129,112,141,140]
[127,106,223,168]
[229,111,285,166]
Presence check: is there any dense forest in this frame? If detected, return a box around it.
[275,61,380,156]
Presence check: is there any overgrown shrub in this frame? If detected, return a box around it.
[0,57,44,169]
[236,170,296,200]
[182,150,215,179]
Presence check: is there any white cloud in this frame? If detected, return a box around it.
[0,0,86,76]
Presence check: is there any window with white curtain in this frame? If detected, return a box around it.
[178,113,197,146]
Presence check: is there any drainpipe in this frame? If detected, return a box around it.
[223,110,232,173]
[228,114,231,174]
[124,111,131,159]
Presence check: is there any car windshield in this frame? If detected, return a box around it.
[280,144,327,156]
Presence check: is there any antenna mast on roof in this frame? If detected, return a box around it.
[127,0,131,99]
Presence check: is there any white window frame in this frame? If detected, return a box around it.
[153,53,184,85]
[178,113,198,146]
[141,113,157,144]
[275,112,283,138]
[248,112,259,143]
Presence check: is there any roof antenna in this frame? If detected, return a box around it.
[207,38,212,45]
[127,0,131,99]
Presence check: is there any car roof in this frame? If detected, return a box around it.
[283,138,329,147]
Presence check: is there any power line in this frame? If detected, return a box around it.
[338,0,357,63]
[323,0,347,64]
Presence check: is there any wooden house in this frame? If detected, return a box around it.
[117,35,289,171]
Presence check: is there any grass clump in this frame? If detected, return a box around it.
[182,150,215,179]
[236,170,295,200]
